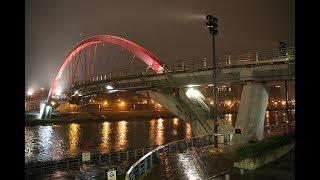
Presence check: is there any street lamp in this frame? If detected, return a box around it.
[206,15,219,148]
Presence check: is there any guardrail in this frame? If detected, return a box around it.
[25,145,159,176]
[125,134,215,180]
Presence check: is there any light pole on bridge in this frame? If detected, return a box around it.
[206,15,219,149]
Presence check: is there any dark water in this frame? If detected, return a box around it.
[25,110,294,163]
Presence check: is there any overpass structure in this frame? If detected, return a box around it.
[41,34,295,145]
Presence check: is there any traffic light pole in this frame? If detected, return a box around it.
[211,35,218,148]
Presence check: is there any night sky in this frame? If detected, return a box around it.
[25,0,294,90]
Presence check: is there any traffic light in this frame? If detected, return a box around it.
[206,15,218,36]
[279,42,287,56]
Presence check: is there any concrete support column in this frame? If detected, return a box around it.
[232,82,269,145]
[40,103,52,119]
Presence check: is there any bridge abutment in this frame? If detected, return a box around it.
[232,82,269,145]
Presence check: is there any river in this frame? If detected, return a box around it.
[25,110,294,163]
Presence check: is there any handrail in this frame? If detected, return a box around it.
[72,47,295,87]
[125,134,216,180]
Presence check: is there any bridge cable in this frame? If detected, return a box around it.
[72,51,81,85]
[87,46,91,80]
[91,43,98,80]
[79,48,85,81]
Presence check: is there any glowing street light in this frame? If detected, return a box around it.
[106,85,114,90]
[27,89,34,96]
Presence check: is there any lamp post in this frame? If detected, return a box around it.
[206,15,219,148]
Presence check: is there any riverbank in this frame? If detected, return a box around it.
[25,110,176,126]
[214,147,295,180]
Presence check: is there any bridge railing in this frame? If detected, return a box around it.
[73,47,295,87]
[125,134,216,180]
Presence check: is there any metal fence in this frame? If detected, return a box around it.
[25,146,159,176]
[125,134,215,180]
[73,47,295,87]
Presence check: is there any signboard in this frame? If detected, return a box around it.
[107,169,117,180]
[82,152,91,162]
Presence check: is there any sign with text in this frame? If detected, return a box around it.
[107,169,117,180]
[82,152,91,162]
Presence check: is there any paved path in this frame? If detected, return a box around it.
[145,144,237,180]
[145,145,294,180]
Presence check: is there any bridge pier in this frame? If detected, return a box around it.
[40,102,52,119]
[149,87,235,137]
[232,82,269,145]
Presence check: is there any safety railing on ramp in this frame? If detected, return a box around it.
[125,134,217,180]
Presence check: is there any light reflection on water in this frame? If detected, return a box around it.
[25,110,294,162]
[68,123,80,156]
[25,118,193,162]
[156,118,164,146]
[115,120,128,151]
[99,121,111,153]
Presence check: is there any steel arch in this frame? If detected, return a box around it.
[48,35,165,100]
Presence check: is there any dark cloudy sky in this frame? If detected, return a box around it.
[25,0,294,90]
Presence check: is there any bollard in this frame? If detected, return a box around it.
[240,169,244,175]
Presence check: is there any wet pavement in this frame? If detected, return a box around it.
[145,144,237,180]
[145,144,294,180]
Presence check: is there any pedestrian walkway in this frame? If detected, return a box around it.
[145,144,237,180]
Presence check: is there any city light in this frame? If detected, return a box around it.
[187,84,199,88]
[55,87,62,96]
[225,100,232,107]
[186,88,201,98]
[27,89,34,96]
[50,101,56,106]
[106,85,114,90]
[118,101,126,108]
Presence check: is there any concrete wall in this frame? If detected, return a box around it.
[234,142,295,170]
